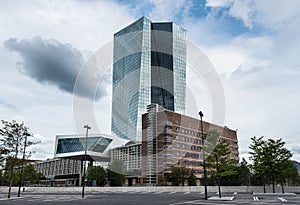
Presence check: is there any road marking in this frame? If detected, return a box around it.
[278,197,287,202]
[199,192,204,194]
[154,191,166,194]
[0,197,23,201]
[169,192,177,194]
[233,192,237,194]
[253,196,259,201]
[169,200,202,205]
[183,192,190,194]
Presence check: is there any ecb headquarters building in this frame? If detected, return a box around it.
[112,17,187,142]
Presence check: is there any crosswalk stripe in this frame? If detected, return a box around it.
[278,197,287,202]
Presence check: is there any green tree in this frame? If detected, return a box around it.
[187,169,197,186]
[206,142,237,198]
[277,160,299,192]
[107,160,125,186]
[23,164,45,184]
[237,158,251,186]
[0,120,39,198]
[86,166,106,186]
[218,158,250,186]
[166,166,189,186]
[249,136,293,193]
[204,129,220,156]
[2,162,45,186]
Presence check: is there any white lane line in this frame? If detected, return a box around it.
[278,197,287,202]
[233,192,237,194]
[169,192,177,194]
[183,192,190,194]
[154,191,166,194]
[0,197,23,201]
[169,200,202,205]
[199,192,204,194]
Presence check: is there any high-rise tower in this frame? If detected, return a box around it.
[111,17,186,142]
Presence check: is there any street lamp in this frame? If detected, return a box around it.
[18,132,29,197]
[199,111,208,200]
[82,124,91,198]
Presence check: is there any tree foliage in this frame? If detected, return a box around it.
[206,142,237,198]
[2,163,45,186]
[0,120,40,197]
[204,129,220,156]
[166,166,197,186]
[249,136,293,193]
[86,165,106,186]
[216,158,251,186]
[107,160,125,186]
[166,166,189,186]
[23,164,45,184]
[187,169,197,186]
[277,160,299,191]
[236,158,251,186]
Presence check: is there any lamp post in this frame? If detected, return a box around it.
[199,111,208,200]
[17,132,29,197]
[82,125,91,198]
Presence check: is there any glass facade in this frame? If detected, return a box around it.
[112,17,186,142]
[56,137,112,154]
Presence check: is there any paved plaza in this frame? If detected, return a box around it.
[1,190,300,205]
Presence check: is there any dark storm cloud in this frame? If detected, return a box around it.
[4,36,107,100]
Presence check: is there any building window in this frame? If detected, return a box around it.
[162,137,172,143]
[163,121,173,126]
[163,145,172,151]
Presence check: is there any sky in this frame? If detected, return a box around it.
[0,0,300,162]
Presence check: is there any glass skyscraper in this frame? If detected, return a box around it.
[111,17,186,142]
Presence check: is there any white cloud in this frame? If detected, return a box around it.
[148,0,192,21]
[29,134,55,160]
[0,0,134,51]
[253,0,300,30]
[205,0,233,8]
[218,0,300,31]
[229,0,255,28]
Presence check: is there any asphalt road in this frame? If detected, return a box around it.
[1,191,300,205]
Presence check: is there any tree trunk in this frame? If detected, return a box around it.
[281,182,284,194]
[8,180,12,198]
[271,173,275,193]
[218,182,221,198]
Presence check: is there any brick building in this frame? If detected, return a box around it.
[142,104,239,185]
